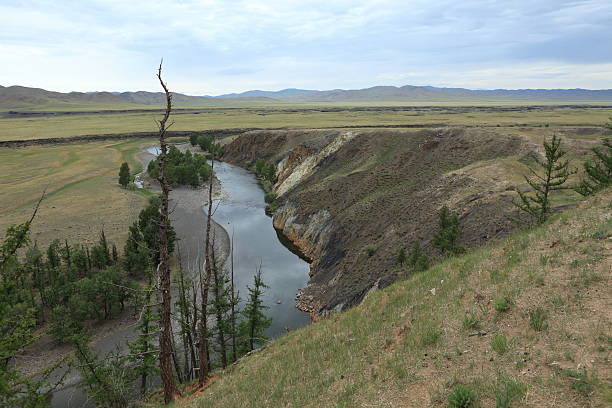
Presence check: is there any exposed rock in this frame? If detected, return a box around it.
[222,127,532,316]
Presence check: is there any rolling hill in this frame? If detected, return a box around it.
[219,85,612,102]
[2,84,612,111]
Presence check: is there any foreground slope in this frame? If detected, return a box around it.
[174,190,610,407]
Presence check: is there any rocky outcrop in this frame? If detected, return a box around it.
[274,131,357,196]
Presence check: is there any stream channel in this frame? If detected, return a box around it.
[49,145,309,407]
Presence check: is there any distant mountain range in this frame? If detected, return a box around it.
[2,84,612,110]
[218,85,612,102]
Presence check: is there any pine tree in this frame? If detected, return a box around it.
[407,242,430,271]
[396,248,407,266]
[574,138,611,196]
[433,206,464,255]
[239,267,272,354]
[209,250,239,368]
[513,134,573,224]
[118,162,130,188]
[127,275,159,396]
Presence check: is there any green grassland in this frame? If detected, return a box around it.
[1,105,611,141]
[159,191,611,408]
[0,139,155,248]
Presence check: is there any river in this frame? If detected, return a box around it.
[49,145,309,407]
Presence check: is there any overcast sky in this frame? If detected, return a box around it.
[1,0,611,95]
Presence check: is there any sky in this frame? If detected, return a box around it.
[1,0,612,95]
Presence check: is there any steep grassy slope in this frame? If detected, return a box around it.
[167,190,611,408]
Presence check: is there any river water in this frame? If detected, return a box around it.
[49,147,309,407]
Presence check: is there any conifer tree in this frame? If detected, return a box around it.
[407,242,430,271]
[118,162,130,188]
[396,248,407,266]
[239,267,272,354]
[127,275,159,396]
[513,134,573,224]
[574,138,611,196]
[433,206,464,255]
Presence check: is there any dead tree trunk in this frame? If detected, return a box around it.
[198,135,216,386]
[230,228,237,363]
[155,61,178,404]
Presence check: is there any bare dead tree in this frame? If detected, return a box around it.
[155,61,178,404]
[230,227,238,363]
[198,135,216,386]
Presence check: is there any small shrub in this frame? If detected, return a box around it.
[462,313,480,331]
[494,296,511,312]
[264,191,277,204]
[491,334,508,354]
[494,374,527,408]
[447,384,476,408]
[364,244,377,257]
[529,308,548,331]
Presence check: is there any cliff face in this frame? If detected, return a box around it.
[222,128,531,315]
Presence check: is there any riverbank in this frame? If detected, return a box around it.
[14,143,230,408]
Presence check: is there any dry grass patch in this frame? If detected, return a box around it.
[0,139,153,247]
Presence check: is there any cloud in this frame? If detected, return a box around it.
[1,0,611,93]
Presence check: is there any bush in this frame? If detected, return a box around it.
[494,296,511,312]
[364,244,377,257]
[264,191,277,204]
[491,334,508,354]
[447,384,476,408]
[529,308,548,331]
[255,158,276,182]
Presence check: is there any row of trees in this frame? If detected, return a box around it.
[189,133,223,157]
[147,146,212,187]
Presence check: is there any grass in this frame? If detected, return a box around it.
[1,105,611,141]
[447,384,476,408]
[491,334,509,354]
[154,189,611,408]
[0,139,154,247]
[529,308,549,332]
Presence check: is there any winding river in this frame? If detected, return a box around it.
[49,146,309,407]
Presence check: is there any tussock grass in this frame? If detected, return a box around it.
[163,190,611,408]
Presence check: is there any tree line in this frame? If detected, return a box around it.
[147,145,212,187]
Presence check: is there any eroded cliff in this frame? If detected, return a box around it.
[222,127,533,315]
